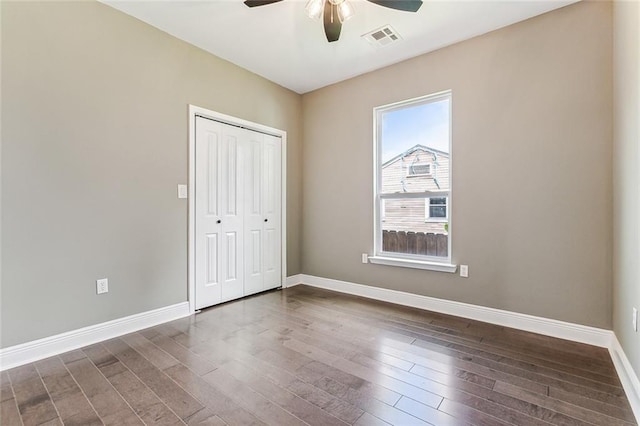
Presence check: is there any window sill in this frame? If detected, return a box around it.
[369,256,457,273]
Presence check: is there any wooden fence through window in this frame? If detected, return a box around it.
[382,230,448,257]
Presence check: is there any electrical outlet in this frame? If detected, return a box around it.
[177,184,188,199]
[633,307,638,332]
[460,265,469,278]
[361,253,369,264]
[96,278,109,295]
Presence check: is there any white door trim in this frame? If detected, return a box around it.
[188,105,287,314]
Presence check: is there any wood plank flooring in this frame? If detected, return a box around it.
[1,285,636,426]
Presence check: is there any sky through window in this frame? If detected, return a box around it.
[381,99,450,163]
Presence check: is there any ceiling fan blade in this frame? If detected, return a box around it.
[323,1,342,42]
[243,0,283,7]
[366,0,422,12]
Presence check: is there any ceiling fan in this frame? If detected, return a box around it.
[243,0,423,43]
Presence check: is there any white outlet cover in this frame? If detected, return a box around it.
[460,265,469,278]
[177,184,188,199]
[633,307,638,332]
[362,253,369,263]
[96,278,109,295]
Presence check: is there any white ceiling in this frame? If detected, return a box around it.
[102,0,579,94]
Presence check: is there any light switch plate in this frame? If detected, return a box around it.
[177,184,188,199]
[633,307,638,332]
[361,253,369,264]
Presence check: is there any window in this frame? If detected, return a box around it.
[426,197,447,221]
[408,163,431,176]
[371,91,454,272]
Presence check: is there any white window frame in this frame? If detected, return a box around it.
[370,90,456,273]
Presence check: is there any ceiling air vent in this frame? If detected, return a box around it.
[362,25,402,47]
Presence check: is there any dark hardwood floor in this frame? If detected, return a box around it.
[1,285,636,425]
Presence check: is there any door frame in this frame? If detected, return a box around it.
[187,105,287,314]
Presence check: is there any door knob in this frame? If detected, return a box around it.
[217,220,221,224]
[264,219,268,222]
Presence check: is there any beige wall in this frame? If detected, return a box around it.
[0,1,302,347]
[302,1,613,328]
[613,0,640,382]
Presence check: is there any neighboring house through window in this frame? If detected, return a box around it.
[371,90,454,271]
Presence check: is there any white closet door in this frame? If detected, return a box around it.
[196,116,281,309]
[219,126,244,303]
[244,131,265,295]
[195,117,244,309]
[195,117,223,309]
[244,131,282,295]
[262,134,282,290]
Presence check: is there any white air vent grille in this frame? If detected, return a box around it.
[362,25,402,47]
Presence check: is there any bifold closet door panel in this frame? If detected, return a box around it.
[244,131,265,295]
[219,127,244,303]
[262,134,282,291]
[195,117,244,309]
[195,117,223,309]
[244,131,282,295]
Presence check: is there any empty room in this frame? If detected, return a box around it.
[1,0,639,425]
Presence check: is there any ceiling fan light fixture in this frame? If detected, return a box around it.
[305,0,325,20]
[246,0,422,43]
[337,0,354,23]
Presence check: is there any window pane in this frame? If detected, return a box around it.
[428,197,447,218]
[380,99,450,195]
[382,198,448,257]
[429,206,446,218]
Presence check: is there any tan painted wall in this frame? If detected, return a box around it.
[613,0,640,381]
[302,1,613,328]
[0,1,302,347]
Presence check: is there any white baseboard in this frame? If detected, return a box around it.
[293,274,613,348]
[285,274,303,288]
[610,335,640,421]
[0,302,191,371]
